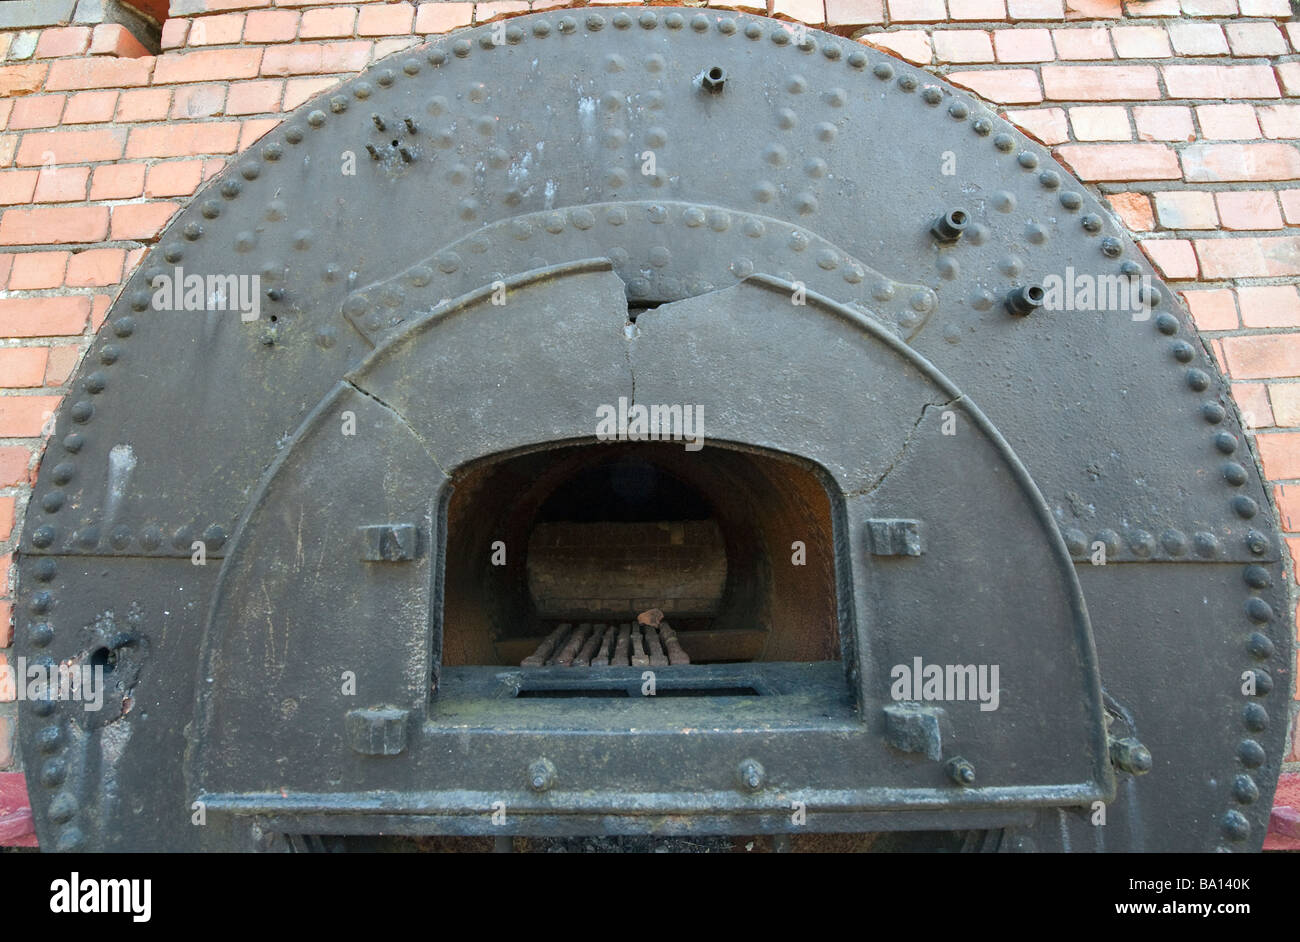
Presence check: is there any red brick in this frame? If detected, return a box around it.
[44,57,153,92]
[0,206,108,246]
[0,65,47,100]
[1236,285,1300,327]
[995,28,1055,62]
[65,248,125,288]
[1064,0,1122,17]
[154,49,262,84]
[886,0,946,19]
[0,602,11,648]
[1139,238,1198,278]
[1197,236,1300,278]
[226,79,283,115]
[91,293,111,331]
[946,69,1043,103]
[44,344,81,386]
[261,41,368,76]
[1107,192,1154,230]
[302,6,359,38]
[161,18,189,50]
[1271,384,1300,426]
[187,13,245,46]
[15,129,126,167]
[1196,104,1261,141]
[1181,143,1300,183]
[823,0,885,24]
[109,202,180,241]
[0,655,14,702]
[1233,383,1274,428]
[357,1,413,35]
[1258,105,1300,141]
[32,166,88,204]
[9,251,69,290]
[1009,0,1063,14]
[1168,22,1228,56]
[1216,191,1283,230]
[146,160,205,198]
[35,26,92,59]
[933,30,995,63]
[1006,106,1070,144]
[1042,65,1161,101]
[368,37,419,62]
[0,100,12,131]
[89,23,150,58]
[62,90,118,125]
[1162,65,1280,100]
[1181,0,1237,13]
[0,136,18,171]
[88,162,145,200]
[0,255,12,286]
[0,297,89,337]
[283,77,339,110]
[1282,189,1300,224]
[115,88,171,123]
[0,447,32,487]
[8,96,67,132]
[0,171,38,206]
[0,394,63,436]
[245,9,300,42]
[1133,105,1194,142]
[1180,288,1238,330]
[1225,22,1287,57]
[1055,142,1180,180]
[125,122,242,159]
[1112,26,1172,58]
[1257,431,1300,479]
[474,0,529,18]
[948,0,1006,19]
[1051,27,1113,63]
[1223,334,1300,379]
[1239,0,1288,11]
[866,31,933,65]
[1069,105,1130,140]
[0,348,49,388]
[171,84,228,120]
[1276,483,1300,530]
[239,118,280,152]
[0,496,13,540]
[1154,191,1217,229]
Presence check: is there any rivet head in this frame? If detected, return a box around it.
[1017,151,1038,169]
[1246,631,1274,659]
[993,133,1015,152]
[1245,598,1273,624]
[262,142,283,161]
[1243,565,1271,589]
[240,161,262,180]
[1232,774,1260,805]
[1101,236,1122,258]
[873,62,893,80]
[29,622,54,647]
[1222,462,1247,486]
[1160,529,1188,556]
[1232,495,1258,519]
[738,758,766,792]
[1186,368,1211,391]
[1222,810,1251,842]
[1202,401,1225,423]
[1060,192,1083,211]
[37,724,63,754]
[1192,531,1219,558]
[1214,431,1238,454]
[1238,739,1265,768]
[48,792,77,823]
[946,757,977,786]
[1242,702,1268,732]
[1245,529,1269,555]
[1171,340,1195,363]
[30,591,52,614]
[40,489,62,512]
[1155,312,1179,335]
[31,525,56,548]
[527,758,556,792]
[1039,170,1060,189]
[62,433,84,453]
[307,110,326,127]
[39,758,65,787]
[1081,213,1103,234]
[55,827,85,852]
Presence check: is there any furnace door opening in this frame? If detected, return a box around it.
[440,441,843,672]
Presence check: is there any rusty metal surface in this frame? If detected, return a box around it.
[12,8,1290,852]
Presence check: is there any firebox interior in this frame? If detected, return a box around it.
[439,441,842,673]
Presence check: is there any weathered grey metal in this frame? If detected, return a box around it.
[13,8,1290,852]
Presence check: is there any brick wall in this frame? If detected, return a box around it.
[0,0,1296,844]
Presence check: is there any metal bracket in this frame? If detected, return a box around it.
[345,707,410,756]
[866,519,924,557]
[883,702,944,760]
[358,523,419,562]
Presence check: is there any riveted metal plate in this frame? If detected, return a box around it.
[15,8,1290,852]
